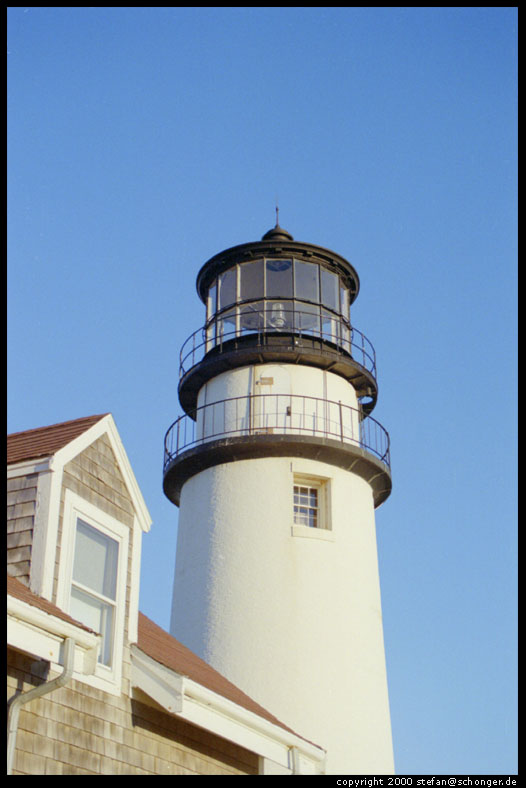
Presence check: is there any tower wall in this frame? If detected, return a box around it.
[171,449,394,774]
[195,365,361,448]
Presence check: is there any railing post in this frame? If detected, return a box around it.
[339,401,344,443]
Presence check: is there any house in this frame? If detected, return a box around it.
[7,413,326,775]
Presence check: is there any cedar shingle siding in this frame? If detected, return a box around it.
[7,473,38,585]
[54,434,135,608]
[7,648,259,775]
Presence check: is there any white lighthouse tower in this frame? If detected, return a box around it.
[163,222,394,774]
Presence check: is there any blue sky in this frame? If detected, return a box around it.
[7,7,517,776]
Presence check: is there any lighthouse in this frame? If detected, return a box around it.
[163,222,394,774]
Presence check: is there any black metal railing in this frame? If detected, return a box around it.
[179,309,376,381]
[164,393,390,472]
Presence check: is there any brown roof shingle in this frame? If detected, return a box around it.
[7,575,98,634]
[7,414,109,465]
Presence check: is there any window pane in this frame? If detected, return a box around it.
[293,486,318,528]
[73,520,118,600]
[322,309,339,344]
[340,283,349,319]
[265,300,293,330]
[294,303,320,334]
[321,269,339,311]
[240,260,264,301]
[294,260,319,302]
[207,280,217,319]
[206,319,217,348]
[340,323,351,353]
[218,268,237,310]
[266,259,293,298]
[70,585,114,666]
[239,301,264,332]
[217,307,237,339]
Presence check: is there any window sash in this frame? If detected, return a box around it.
[73,518,118,600]
[71,517,120,667]
[294,485,319,528]
[70,584,115,666]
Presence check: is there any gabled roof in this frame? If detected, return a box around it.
[7,414,109,465]
[136,613,298,737]
[7,414,151,534]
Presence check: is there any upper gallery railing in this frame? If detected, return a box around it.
[179,306,377,381]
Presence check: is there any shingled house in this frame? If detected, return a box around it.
[7,413,325,775]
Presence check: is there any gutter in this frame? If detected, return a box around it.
[7,637,76,775]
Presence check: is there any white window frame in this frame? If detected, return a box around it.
[291,473,334,541]
[293,483,321,528]
[56,489,129,694]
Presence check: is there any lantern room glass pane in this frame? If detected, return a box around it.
[265,259,293,298]
[340,283,349,319]
[322,308,339,344]
[340,323,351,353]
[240,260,264,301]
[265,300,293,330]
[218,268,237,310]
[207,279,217,321]
[294,303,320,334]
[294,260,319,302]
[321,269,339,312]
[239,300,264,332]
[217,307,237,339]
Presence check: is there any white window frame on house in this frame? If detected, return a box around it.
[291,473,334,541]
[56,489,129,694]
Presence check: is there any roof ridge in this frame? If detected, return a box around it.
[7,413,109,439]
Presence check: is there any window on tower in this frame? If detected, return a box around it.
[292,475,331,534]
[294,484,319,527]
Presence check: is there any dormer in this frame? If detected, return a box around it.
[7,414,152,695]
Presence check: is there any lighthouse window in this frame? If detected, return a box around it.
[217,307,237,340]
[240,259,264,301]
[239,301,264,331]
[218,269,237,310]
[322,309,339,345]
[321,269,339,312]
[265,259,293,298]
[294,259,319,303]
[266,300,293,330]
[294,485,319,528]
[294,302,320,334]
[340,283,350,320]
[207,279,217,321]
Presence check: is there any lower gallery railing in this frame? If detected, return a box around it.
[164,394,390,471]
